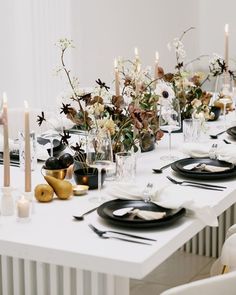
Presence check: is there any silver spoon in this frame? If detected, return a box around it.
[73,207,98,221]
[210,130,226,139]
[152,162,173,173]
[223,139,232,144]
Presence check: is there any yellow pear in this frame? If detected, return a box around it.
[34,184,54,202]
[44,175,73,200]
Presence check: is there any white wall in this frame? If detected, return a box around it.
[71,0,199,87]
[1,0,236,109]
[0,0,72,109]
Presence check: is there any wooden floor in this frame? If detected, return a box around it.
[131,250,216,295]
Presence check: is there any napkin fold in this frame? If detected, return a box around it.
[106,182,218,227]
[181,143,236,165]
[184,163,230,173]
[131,209,166,220]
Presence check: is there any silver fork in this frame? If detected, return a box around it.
[166,176,226,191]
[88,224,155,245]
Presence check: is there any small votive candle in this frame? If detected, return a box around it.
[17,195,30,221]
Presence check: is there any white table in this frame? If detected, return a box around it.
[0,119,236,295]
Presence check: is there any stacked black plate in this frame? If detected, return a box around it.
[227,126,236,139]
[97,200,186,228]
[171,158,236,180]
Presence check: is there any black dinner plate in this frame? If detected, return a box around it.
[175,158,234,175]
[227,127,236,138]
[171,158,236,180]
[97,199,186,228]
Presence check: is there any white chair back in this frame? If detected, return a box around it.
[221,233,236,271]
[160,271,236,295]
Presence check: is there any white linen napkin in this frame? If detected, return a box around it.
[106,182,218,226]
[131,209,166,220]
[181,143,236,165]
[184,163,230,172]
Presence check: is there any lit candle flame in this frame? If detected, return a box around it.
[114,58,118,68]
[225,24,229,34]
[134,47,139,58]
[24,100,29,110]
[155,51,159,62]
[3,92,7,105]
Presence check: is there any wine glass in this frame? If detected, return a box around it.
[86,128,113,203]
[159,97,181,161]
[218,95,232,130]
[214,74,232,130]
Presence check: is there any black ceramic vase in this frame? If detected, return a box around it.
[73,162,105,190]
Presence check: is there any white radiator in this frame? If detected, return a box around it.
[0,206,235,294]
[0,256,129,295]
[182,203,236,258]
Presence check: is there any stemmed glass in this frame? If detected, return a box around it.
[219,97,232,130]
[159,97,181,161]
[86,128,113,203]
[214,75,232,130]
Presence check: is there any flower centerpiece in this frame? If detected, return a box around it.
[208,53,235,112]
[42,38,163,154]
[154,27,216,121]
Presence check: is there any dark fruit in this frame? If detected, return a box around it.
[59,153,74,168]
[45,157,61,170]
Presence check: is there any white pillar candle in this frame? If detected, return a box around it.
[114,58,120,96]
[24,100,31,192]
[3,92,10,187]
[17,195,30,218]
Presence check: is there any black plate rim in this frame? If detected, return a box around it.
[97,199,186,228]
[171,159,236,180]
[227,127,236,138]
[175,158,234,175]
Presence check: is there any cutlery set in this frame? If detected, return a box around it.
[88,224,156,245]
[166,176,226,191]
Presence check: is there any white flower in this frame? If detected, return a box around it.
[209,53,224,76]
[96,118,116,135]
[155,82,175,101]
[173,38,186,59]
[56,38,74,50]
[124,85,135,99]
[87,103,104,116]
[176,77,194,89]
[91,87,112,103]
[191,98,202,108]
[209,53,222,65]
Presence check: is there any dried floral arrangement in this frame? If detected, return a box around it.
[38,39,163,154]
[157,27,236,120]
